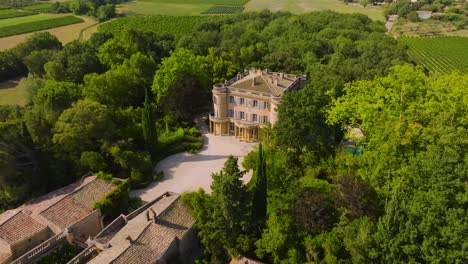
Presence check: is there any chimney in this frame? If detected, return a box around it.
[146,210,151,221]
[126,235,133,243]
[237,73,241,80]
[252,77,256,87]
[280,72,284,79]
[274,78,279,86]
[150,208,157,223]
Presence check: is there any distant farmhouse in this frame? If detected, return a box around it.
[71,192,197,264]
[0,175,116,264]
[209,68,306,142]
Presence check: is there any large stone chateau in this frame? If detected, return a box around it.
[209,68,306,142]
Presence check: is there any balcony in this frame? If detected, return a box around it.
[209,113,230,123]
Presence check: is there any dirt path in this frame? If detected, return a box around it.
[132,118,256,202]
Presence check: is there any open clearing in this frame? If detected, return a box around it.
[0,78,28,106]
[0,16,97,51]
[399,36,468,74]
[245,0,384,21]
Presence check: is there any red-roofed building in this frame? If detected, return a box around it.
[0,175,116,264]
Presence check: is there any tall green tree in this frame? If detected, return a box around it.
[184,156,253,262]
[248,142,267,224]
[141,88,157,158]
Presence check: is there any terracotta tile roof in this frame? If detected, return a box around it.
[0,251,11,263]
[230,70,299,96]
[111,197,195,264]
[18,176,97,217]
[39,178,115,229]
[0,211,48,245]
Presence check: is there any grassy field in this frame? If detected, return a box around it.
[392,19,468,37]
[22,3,54,12]
[399,36,468,74]
[0,16,98,50]
[99,15,213,37]
[0,13,63,27]
[0,15,83,37]
[245,0,384,21]
[0,78,28,106]
[0,9,34,19]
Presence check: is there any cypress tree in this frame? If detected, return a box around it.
[248,142,267,222]
[142,88,157,158]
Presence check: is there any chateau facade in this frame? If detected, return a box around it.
[209,68,306,142]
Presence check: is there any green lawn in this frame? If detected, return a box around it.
[0,13,64,28]
[0,79,28,106]
[399,36,468,74]
[245,0,384,21]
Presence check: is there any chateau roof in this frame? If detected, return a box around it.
[0,210,48,245]
[229,69,303,97]
[39,178,115,229]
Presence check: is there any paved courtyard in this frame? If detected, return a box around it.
[132,119,256,202]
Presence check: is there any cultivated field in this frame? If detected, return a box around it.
[0,16,97,50]
[0,14,83,37]
[399,36,468,74]
[119,0,384,20]
[0,78,28,106]
[392,19,468,37]
[201,5,244,14]
[0,9,34,19]
[245,0,384,21]
[99,16,213,37]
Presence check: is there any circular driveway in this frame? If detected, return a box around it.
[132,119,256,202]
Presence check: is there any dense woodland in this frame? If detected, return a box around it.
[0,10,466,263]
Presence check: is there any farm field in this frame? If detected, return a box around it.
[245,0,384,21]
[99,16,213,37]
[0,78,28,106]
[201,5,244,14]
[0,14,83,37]
[119,0,249,15]
[391,19,468,37]
[399,36,468,74]
[0,9,34,19]
[0,16,97,50]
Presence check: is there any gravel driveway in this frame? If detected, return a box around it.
[132,118,256,202]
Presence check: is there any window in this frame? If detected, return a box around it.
[240,111,245,120]
[263,102,268,109]
[229,96,235,103]
[252,114,258,122]
[263,116,269,123]
[240,97,245,105]
[213,96,217,104]
[230,123,235,132]
[253,100,258,108]
[228,109,234,117]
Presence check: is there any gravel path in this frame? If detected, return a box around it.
[132,118,256,202]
